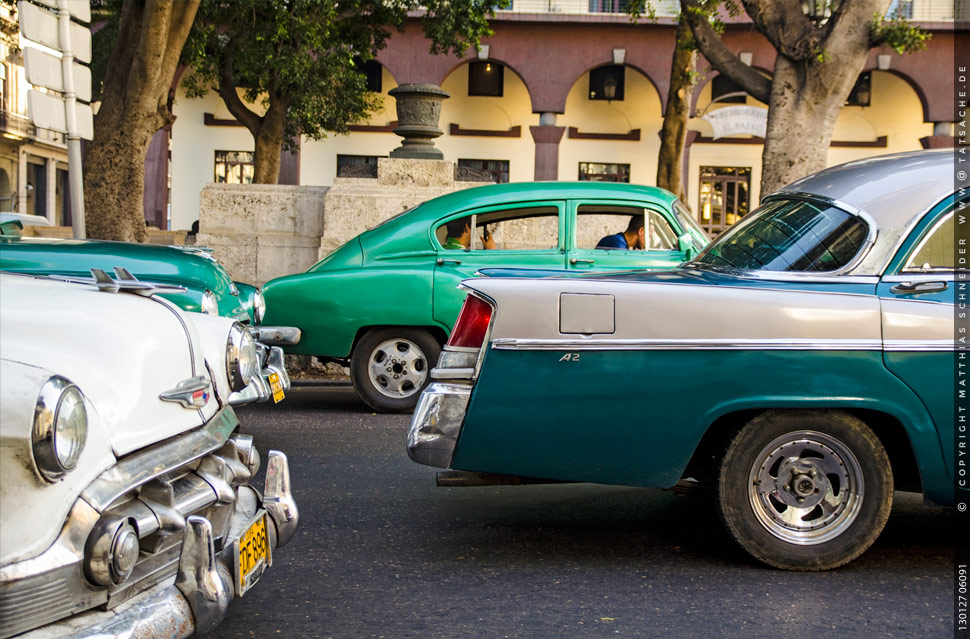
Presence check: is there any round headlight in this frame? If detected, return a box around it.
[227,323,258,392]
[252,288,266,326]
[32,376,88,481]
[201,289,219,316]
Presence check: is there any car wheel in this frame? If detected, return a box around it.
[351,328,440,413]
[717,410,892,571]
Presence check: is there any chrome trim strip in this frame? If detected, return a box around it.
[882,273,954,282]
[491,338,883,351]
[82,408,240,511]
[684,267,881,285]
[884,340,953,352]
[430,367,476,379]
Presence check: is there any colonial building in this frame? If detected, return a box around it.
[2,1,962,235]
[0,2,72,222]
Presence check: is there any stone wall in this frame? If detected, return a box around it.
[197,184,328,285]
[319,158,477,256]
[195,159,482,286]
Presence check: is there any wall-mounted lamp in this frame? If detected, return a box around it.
[603,76,618,102]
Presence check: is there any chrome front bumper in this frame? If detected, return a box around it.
[0,412,300,639]
[406,382,471,468]
[228,343,291,406]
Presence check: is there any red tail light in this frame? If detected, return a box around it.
[446,295,493,349]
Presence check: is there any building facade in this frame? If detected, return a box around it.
[0,2,72,223]
[3,2,962,235]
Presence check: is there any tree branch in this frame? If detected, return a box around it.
[680,0,771,104]
[216,37,263,136]
[739,0,821,61]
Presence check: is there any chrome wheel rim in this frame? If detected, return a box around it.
[747,430,864,545]
[366,338,428,399]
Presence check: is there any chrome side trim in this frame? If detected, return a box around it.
[884,340,954,352]
[491,338,883,351]
[82,408,240,511]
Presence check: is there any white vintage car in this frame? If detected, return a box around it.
[0,271,299,638]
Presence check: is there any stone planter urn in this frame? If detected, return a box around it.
[388,84,450,160]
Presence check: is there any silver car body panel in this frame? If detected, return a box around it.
[464,278,883,346]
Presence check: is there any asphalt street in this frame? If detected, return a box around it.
[200,385,955,639]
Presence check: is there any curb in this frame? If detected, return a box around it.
[291,379,352,388]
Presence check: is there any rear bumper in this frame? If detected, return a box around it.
[406,382,471,468]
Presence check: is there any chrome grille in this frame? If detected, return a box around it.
[0,568,104,639]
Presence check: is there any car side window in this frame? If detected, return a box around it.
[435,206,560,251]
[902,211,953,272]
[576,205,676,250]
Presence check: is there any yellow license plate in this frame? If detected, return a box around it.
[236,512,271,596]
[269,372,285,404]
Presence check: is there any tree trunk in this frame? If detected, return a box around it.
[84,0,200,241]
[760,54,866,195]
[656,21,696,203]
[252,102,289,184]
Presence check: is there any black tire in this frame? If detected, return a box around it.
[717,410,893,571]
[350,328,441,413]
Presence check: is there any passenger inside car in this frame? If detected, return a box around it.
[442,217,497,250]
[596,214,645,250]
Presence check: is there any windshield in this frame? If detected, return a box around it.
[673,200,710,247]
[692,198,870,273]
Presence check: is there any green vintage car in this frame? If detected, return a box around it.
[408,150,963,570]
[262,182,708,412]
[0,219,300,405]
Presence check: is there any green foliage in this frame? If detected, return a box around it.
[871,11,930,55]
[89,0,123,102]
[183,0,505,146]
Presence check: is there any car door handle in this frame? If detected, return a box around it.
[436,258,462,266]
[570,258,594,265]
[890,281,948,294]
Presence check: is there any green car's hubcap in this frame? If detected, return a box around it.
[367,338,428,398]
[748,430,864,545]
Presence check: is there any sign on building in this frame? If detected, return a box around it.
[701,106,768,140]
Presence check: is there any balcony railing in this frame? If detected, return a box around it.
[499,0,959,20]
[498,0,678,16]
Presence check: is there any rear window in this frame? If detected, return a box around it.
[693,198,869,273]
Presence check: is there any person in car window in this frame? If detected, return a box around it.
[596,214,645,250]
[444,218,496,250]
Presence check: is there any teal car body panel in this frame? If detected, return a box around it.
[262,181,706,359]
[409,151,962,511]
[0,235,253,322]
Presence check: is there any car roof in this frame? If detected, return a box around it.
[775,150,954,231]
[413,181,679,219]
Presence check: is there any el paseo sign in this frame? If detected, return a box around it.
[701,106,768,139]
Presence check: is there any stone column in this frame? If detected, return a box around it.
[45,158,56,223]
[530,113,565,181]
[17,150,27,214]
